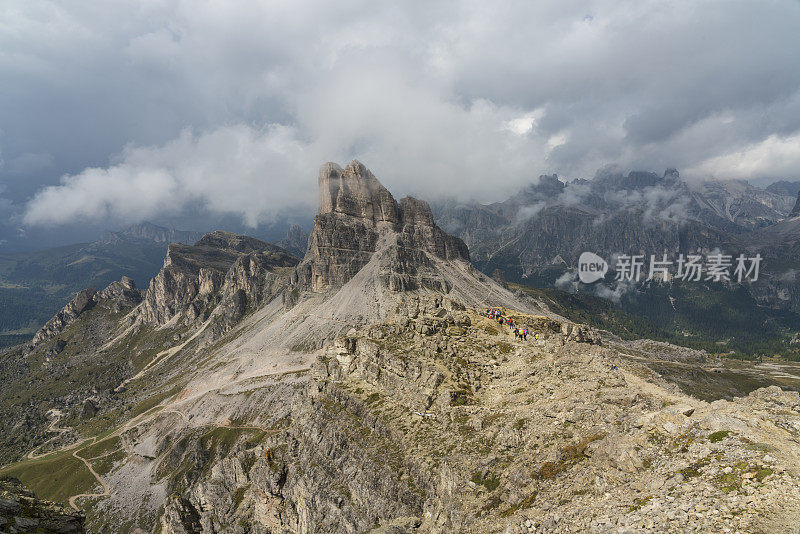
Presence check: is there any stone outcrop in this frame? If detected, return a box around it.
[96,276,142,312]
[293,161,469,294]
[29,276,147,350]
[136,232,298,326]
[30,288,98,348]
[160,495,202,534]
[0,477,85,533]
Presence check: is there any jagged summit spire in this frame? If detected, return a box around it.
[292,161,469,294]
[318,160,400,223]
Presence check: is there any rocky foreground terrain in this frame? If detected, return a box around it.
[0,476,85,533]
[1,161,800,533]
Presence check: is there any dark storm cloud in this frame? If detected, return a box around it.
[0,0,798,230]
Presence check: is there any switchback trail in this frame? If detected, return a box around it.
[68,448,110,511]
[25,410,71,460]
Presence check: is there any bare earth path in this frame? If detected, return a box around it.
[68,448,111,511]
[25,410,72,460]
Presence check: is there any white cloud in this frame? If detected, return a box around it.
[24,125,316,226]
[25,63,563,225]
[554,271,576,290]
[594,280,636,303]
[687,134,800,180]
[515,202,546,223]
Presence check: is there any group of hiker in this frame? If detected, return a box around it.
[485,308,537,341]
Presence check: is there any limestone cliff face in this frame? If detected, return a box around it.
[135,243,239,325]
[296,161,469,294]
[135,231,298,327]
[205,250,298,338]
[317,160,401,223]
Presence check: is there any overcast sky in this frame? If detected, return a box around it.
[2,0,800,247]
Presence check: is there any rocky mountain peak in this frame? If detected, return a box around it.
[318,160,401,223]
[663,168,680,182]
[596,170,664,191]
[766,180,800,197]
[29,288,97,348]
[293,161,469,294]
[399,196,435,226]
[120,275,136,290]
[28,275,146,350]
[96,221,202,246]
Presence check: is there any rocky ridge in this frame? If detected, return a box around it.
[142,298,800,533]
[0,477,85,533]
[433,169,799,281]
[96,221,203,246]
[29,276,142,350]
[134,231,298,328]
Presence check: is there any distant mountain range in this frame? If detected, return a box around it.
[95,221,204,246]
[766,180,800,198]
[434,171,800,274]
[5,171,800,358]
[433,172,800,357]
[276,223,310,257]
